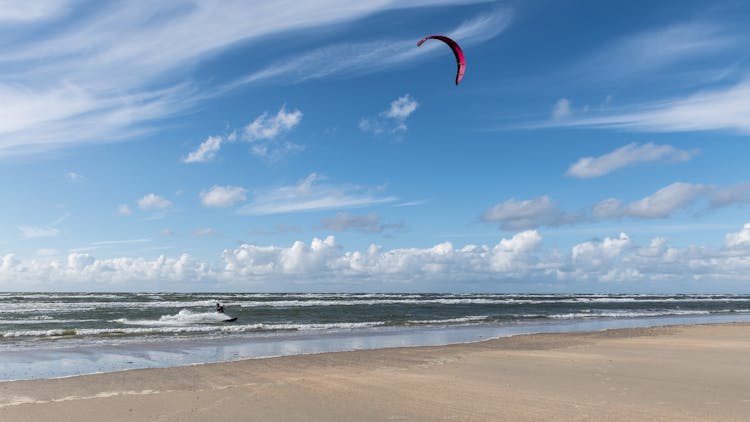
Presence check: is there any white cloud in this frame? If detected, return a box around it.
[242,106,303,160]
[571,233,632,267]
[117,204,133,216]
[726,223,750,249]
[322,212,404,234]
[200,185,248,208]
[552,79,750,134]
[600,183,714,221]
[385,95,419,120]
[579,23,734,79]
[2,1,485,158]
[552,98,572,120]
[235,8,512,86]
[567,142,699,178]
[222,232,541,279]
[193,228,222,237]
[481,196,580,230]
[0,0,72,22]
[360,94,419,135]
[7,223,750,288]
[245,107,302,141]
[90,238,152,246]
[183,135,223,163]
[593,182,710,219]
[137,193,172,211]
[485,181,750,230]
[237,173,396,216]
[711,182,750,208]
[626,183,709,218]
[65,171,84,181]
[18,225,60,239]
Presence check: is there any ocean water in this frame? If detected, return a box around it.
[1,292,750,381]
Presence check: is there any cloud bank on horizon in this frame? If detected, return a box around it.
[2,0,750,292]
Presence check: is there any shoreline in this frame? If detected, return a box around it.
[3,312,750,382]
[2,322,750,420]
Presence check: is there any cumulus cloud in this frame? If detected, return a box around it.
[571,233,632,267]
[711,182,750,208]
[593,182,710,219]
[241,106,304,160]
[624,183,710,218]
[222,231,541,279]
[0,233,533,286]
[117,204,133,216]
[183,135,223,163]
[551,98,572,120]
[200,185,248,208]
[245,106,302,141]
[481,196,581,230]
[7,223,750,288]
[322,212,404,234]
[726,223,750,249]
[137,194,172,211]
[360,94,419,135]
[485,181,750,230]
[237,173,396,216]
[567,142,699,178]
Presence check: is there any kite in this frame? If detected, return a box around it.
[416,35,466,85]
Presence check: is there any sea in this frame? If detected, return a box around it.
[2,292,750,381]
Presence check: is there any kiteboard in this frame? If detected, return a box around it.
[222,316,237,322]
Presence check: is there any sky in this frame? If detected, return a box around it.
[1,0,750,292]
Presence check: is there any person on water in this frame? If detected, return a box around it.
[216,302,225,313]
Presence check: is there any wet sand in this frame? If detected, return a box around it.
[1,323,749,421]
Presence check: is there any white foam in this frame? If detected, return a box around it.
[114,309,232,326]
[407,315,489,325]
[550,310,712,319]
[0,320,387,338]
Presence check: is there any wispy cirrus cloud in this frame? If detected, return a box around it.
[545,79,750,134]
[235,7,512,86]
[18,225,60,239]
[567,142,699,178]
[0,0,74,22]
[237,173,396,216]
[1,0,488,158]
[578,23,736,79]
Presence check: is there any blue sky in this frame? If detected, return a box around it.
[2,0,750,292]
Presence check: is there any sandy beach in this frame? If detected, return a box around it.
[1,323,749,421]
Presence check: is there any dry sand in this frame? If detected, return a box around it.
[1,323,749,421]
